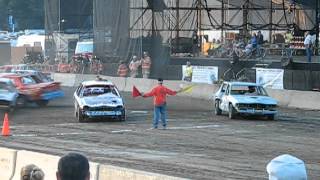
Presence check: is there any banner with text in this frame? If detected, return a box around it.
[256,68,284,89]
[182,65,218,84]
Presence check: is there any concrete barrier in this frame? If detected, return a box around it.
[53,73,320,110]
[12,150,99,180]
[98,164,189,180]
[287,90,320,110]
[0,147,17,180]
[0,147,187,180]
[11,150,60,180]
[54,73,76,87]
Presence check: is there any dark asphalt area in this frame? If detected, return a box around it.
[0,87,319,180]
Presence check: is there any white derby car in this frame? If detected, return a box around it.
[214,81,277,120]
[74,80,125,122]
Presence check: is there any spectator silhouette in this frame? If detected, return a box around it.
[56,152,90,180]
[21,164,45,180]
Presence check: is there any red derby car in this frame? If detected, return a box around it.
[0,73,64,107]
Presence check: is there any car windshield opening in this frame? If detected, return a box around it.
[82,85,118,97]
[230,85,267,96]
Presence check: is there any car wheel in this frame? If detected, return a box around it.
[7,105,14,113]
[267,114,275,120]
[16,95,26,108]
[119,109,126,121]
[74,102,78,118]
[77,107,85,123]
[36,100,49,107]
[228,104,236,119]
[214,100,222,115]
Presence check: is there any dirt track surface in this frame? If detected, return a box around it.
[0,87,319,180]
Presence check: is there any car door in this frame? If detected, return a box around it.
[220,84,230,111]
[74,84,83,107]
[215,83,227,100]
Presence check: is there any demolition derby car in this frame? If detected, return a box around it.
[0,78,21,111]
[11,69,53,82]
[214,81,278,120]
[73,80,126,122]
[0,73,64,107]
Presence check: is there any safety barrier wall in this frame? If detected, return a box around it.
[11,150,99,180]
[54,73,320,110]
[99,164,188,180]
[0,148,188,180]
[0,147,17,180]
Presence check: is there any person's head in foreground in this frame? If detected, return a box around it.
[56,152,90,180]
[158,78,163,85]
[21,164,45,180]
[266,154,307,180]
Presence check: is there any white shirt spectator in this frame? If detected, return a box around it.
[304,35,312,45]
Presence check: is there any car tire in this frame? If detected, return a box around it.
[120,110,126,121]
[7,105,14,113]
[267,114,275,120]
[228,104,236,119]
[36,100,49,107]
[118,115,126,121]
[215,100,222,115]
[16,95,26,108]
[77,106,85,123]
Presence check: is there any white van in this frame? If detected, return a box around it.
[75,41,93,55]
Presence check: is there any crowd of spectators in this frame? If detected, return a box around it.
[204,31,266,59]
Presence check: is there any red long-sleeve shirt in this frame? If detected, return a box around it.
[143,85,177,106]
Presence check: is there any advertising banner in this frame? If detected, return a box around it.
[256,68,284,89]
[182,65,218,84]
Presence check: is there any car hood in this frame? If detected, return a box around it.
[27,82,60,89]
[230,95,277,105]
[80,93,123,107]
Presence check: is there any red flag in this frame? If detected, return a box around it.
[132,86,141,97]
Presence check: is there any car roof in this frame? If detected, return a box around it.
[0,77,13,83]
[81,80,114,86]
[225,81,259,86]
[0,73,32,79]
[0,73,21,77]
[13,70,37,73]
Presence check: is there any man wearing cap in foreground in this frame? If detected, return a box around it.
[142,78,177,129]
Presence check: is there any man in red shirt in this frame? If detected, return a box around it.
[142,78,177,129]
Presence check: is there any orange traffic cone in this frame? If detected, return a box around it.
[2,113,10,136]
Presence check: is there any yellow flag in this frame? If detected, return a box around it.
[178,85,195,93]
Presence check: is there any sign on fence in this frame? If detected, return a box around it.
[182,65,218,84]
[256,68,284,89]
